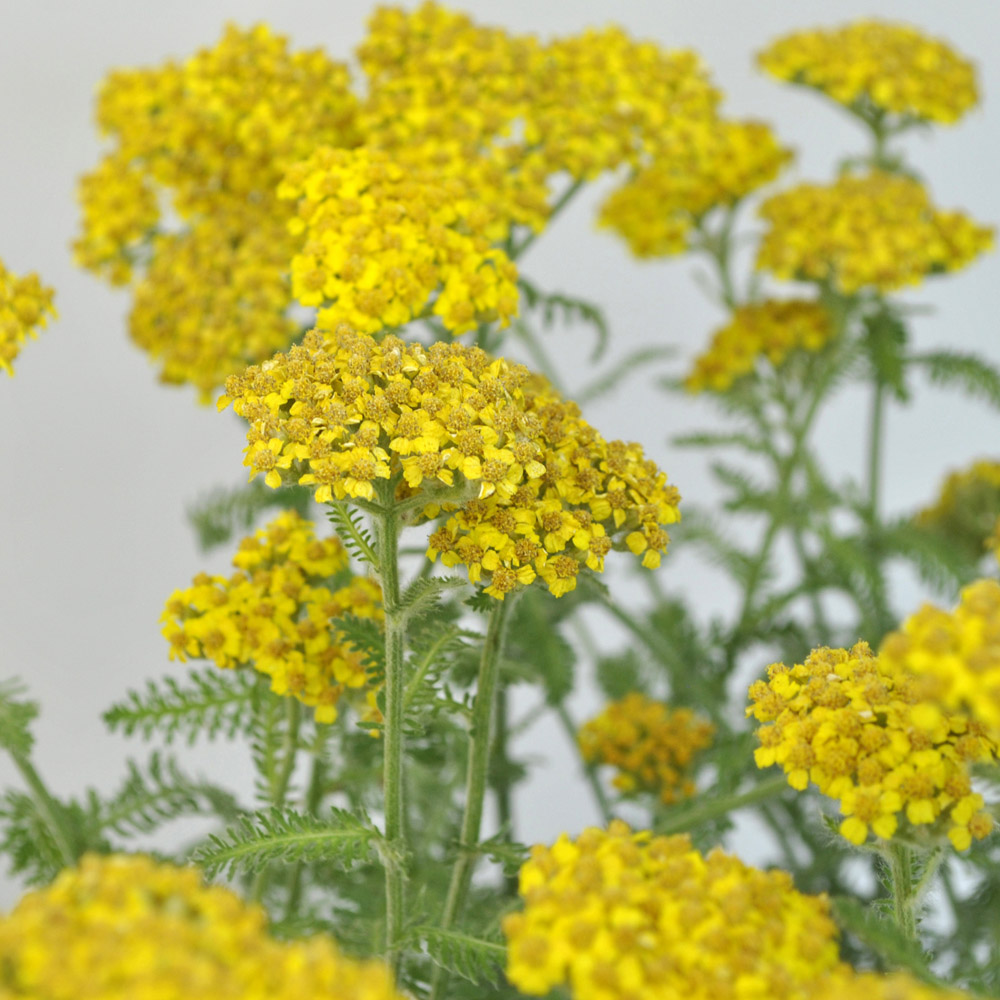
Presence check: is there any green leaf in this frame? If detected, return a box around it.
[103,667,256,745]
[595,648,649,701]
[517,275,611,362]
[577,346,676,404]
[335,615,386,683]
[192,806,384,878]
[399,575,469,622]
[672,430,771,455]
[0,790,69,886]
[326,501,379,569]
[910,349,1000,411]
[509,590,574,704]
[187,481,313,552]
[0,679,38,758]
[879,518,978,594]
[863,308,910,402]
[417,925,507,985]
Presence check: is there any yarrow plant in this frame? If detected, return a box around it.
[2,7,1000,1000]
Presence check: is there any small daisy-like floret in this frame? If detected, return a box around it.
[503,820,842,1000]
[0,854,404,1000]
[757,171,993,294]
[600,119,791,258]
[578,693,714,803]
[759,21,978,125]
[161,510,381,724]
[685,299,833,393]
[880,579,1000,734]
[748,641,997,850]
[0,258,56,376]
[915,458,1000,562]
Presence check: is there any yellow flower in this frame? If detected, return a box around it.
[0,854,404,1000]
[757,171,993,294]
[161,510,381,723]
[578,693,714,804]
[685,298,834,393]
[0,258,56,376]
[503,820,843,1000]
[748,641,997,849]
[813,970,972,1000]
[915,458,1000,562]
[759,21,978,125]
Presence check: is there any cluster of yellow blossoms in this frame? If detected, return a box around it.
[759,21,978,125]
[279,148,518,336]
[503,820,841,1000]
[75,23,360,398]
[685,299,834,393]
[0,258,56,376]
[578,693,714,804]
[222,327,680,600]
[881,579,1000,734]
[599,120,791,258]
[748,641,996,849]
[916,458,1000,560]
[757,171,994,294]
[814,973,972,1000]
[0,853,402,1000]
[162,511,382,723]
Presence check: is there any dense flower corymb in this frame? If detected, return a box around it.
[0,258,56,376]
[503,820,842,1000]
[814,971,974,1000]
[0,853,404,1000]
[759,20,978,125]
[162,510,382,723]
[915,458,1000,562]
[757,171,993,294]
[748,641,997,849]
[685,299,833,393]
[221,326,681,599]
[578,693,714,804]
[880,579,1000,734]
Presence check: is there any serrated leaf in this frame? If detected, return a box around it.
[577,346,676,404]
[911,349,1000,411]
[0,790,68,886]
[326,501,379,569]
[399,575,468,622]
[418,925,507,985]
[863,308,910,402]
[187,481,313,552]
[595,649,648,701]
[517,275,610,362]
[0,679,38,758]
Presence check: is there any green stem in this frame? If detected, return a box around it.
[508,179,584,261]
[373,490,407,977]
[10,751,76,867]
[554,701,613,824]
[492,683,519,897]
[655,775,788,835]
[885,842,918,942]
[864,377,893,639]
[430,597,515,1000]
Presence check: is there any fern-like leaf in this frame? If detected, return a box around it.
[0,679,38,758]
[577,346,676,404]
[326,502,379,569]
[399,575,469,622]
[517,276,610,362]
[910,349,1000,411]
[103,667,256,745]
[0,790,68,886]
[186,480,313,552]
[417,925,507,985]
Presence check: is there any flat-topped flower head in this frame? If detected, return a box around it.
[757,171,994,294]
[759,21,978,125]
[685,299,833,393]
[748,641,997,850]
[75,23,360,399]
[503,820,842,1000]
[0,853,404,1000]
[880,579,1000,735]
[278,147,519,336]
[0,258,56,376]
[578,693,713,804]
[600,119,792,258]
[162,510,381,723]
[915,458,1000,562]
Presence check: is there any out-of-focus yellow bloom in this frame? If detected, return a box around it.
[916,458,1000,562]
[279,147,518,337]
[748,641,997,850]
[759,21,978,125]
[75,23,360,399]
[0,258,56,376]
[0,853,404,1000]
[221,327,680,599]
[814,970,973,1000]
[578,693,713,804]
[685,299,833,393]
[880,579,1000,735]
[162,510,381,724]
[503,820,842,1000]
[757,171,993,294]
[600,119,791,258]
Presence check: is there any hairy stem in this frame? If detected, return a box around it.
[886,842,918,942]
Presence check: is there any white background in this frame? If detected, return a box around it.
[1,0,997,904]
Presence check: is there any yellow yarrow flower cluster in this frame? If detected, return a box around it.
[686,299,833,393]
[759,21,978,125]
[757,171,994,294]
[578,693,714,804]
[279,147,518,337]
[599,120,791,258]
[162,511,382,723]
[0,853,403,1000]
[880,579,1000,734]
[748,641,997,850]
[503,820,842,1000]
[0,258,56,376]
[815,971,973,1000]
[75,23,360,398]
[915,458,1000,562]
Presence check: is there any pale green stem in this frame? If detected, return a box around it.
[10,751,76,867]
[429,597,516,1000]
[655,775,788,835]
[886,842,918,942]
